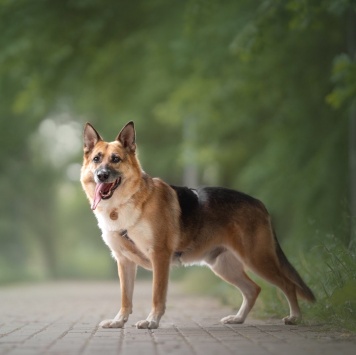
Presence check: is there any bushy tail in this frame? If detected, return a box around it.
[274,231,316,302]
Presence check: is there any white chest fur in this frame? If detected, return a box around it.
[94,199,154,258]
[94,198,140,232]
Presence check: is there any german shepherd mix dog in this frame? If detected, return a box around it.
[80,121,315,329]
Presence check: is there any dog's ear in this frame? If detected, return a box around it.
[116,121,136,152]
[83,123,102,153]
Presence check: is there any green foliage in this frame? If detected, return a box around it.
[0,0,355,329]
[310,236,356,329]
[327,54,356,108]
[268,235,356,330]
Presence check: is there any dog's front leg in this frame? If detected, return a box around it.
[136,250,171,329]
[100,254,137,328]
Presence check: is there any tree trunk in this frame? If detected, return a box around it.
[348,7,356,248]
[183,118,199,188]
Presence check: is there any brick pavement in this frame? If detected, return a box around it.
[0,280,355,355]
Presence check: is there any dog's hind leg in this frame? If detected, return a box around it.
[205,249,261,324]
[247,256,302,325]
[226,225,304,325]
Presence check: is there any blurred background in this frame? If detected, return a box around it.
[0,0,355,328]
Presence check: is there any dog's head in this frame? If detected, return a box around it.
[80,121,141,210]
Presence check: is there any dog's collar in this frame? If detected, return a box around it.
[119,229,134,244]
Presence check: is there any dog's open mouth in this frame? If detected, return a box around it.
[91,178,121,210]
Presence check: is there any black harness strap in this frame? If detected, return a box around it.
[174,251,183,258]
[119,229,134,244]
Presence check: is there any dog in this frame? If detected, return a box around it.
[80,121,315,329]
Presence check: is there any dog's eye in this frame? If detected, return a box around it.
[93,156,100,163]
[112,155,121,163]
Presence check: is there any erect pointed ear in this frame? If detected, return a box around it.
[83,123,102,153]
[116,121,136,152]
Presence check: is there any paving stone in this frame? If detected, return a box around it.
[0,281,355,355]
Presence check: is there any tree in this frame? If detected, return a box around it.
[0,0,353,282]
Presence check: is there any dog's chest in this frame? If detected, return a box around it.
[94,202,154,263]
[94,200,141,232]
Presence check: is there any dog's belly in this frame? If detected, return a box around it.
[171,252,206,267]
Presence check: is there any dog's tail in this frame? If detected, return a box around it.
[273,230,316,302]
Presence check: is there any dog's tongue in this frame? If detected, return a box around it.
[91,183,105,210]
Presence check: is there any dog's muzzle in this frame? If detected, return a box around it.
[91,168,122,210]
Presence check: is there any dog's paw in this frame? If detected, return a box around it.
[220,315,245,324]
[283,316,299,325]
[99,319,125,328]
[135,319,159,329]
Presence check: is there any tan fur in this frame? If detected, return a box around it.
[80,121,315,329]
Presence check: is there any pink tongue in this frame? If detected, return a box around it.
[91,183,104,210]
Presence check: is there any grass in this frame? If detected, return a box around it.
[304,235,356,330]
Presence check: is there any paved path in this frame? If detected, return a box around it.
[0,281,355,355]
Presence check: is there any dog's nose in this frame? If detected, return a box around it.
[96,169,110,182]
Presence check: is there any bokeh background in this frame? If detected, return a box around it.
[0,0,355,329]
